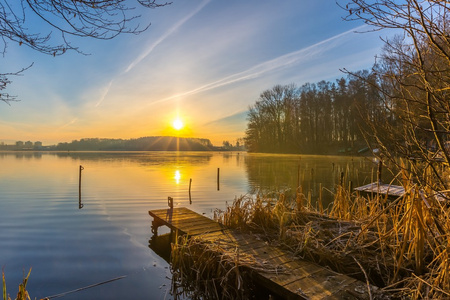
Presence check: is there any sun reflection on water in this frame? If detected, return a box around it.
[174,170,181,184]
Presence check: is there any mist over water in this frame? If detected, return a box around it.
[0,151,380,299]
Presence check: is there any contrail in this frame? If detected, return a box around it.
[59,118,78,129]
[95,80,113,108]
[125,0,211,73]
[94,1,210,107]
[152,24,369,104]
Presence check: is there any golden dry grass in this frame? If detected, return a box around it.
[2,269,31,300]
[208,171,450,299]
[170,235,256,300]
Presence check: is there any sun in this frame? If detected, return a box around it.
[172,119,184,131]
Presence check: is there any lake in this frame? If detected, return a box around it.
[0,151,381,299]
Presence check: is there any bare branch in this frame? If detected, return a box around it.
[0,0,170,102]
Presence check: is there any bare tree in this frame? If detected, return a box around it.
[340,0,450,192]
[0,0,170,104]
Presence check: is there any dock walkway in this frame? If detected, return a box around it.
[149,207,379,300]
[354,181,405,198]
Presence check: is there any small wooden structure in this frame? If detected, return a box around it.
[149,207,381,299]
[354,182,405,198]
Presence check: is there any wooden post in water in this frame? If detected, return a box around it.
[377,160,383,183]
[189,178,192,204]
[79,165,84,209]
[217,168,220,191]
[318,183,323,213]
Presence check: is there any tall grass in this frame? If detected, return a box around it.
[2,269,31,300]
[210,167,450,299]
[170,235,255,300]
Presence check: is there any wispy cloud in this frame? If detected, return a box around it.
[93,0,211,108]
[94,80,114,108]
[124,0,211,73]
[59,118,78,129]
[152,25,368,104]
[204,110,248,126]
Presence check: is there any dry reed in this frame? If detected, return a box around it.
[165,158,450,299]
[170,233,285,300]
[2,269,31,300]
[209,168,450,299]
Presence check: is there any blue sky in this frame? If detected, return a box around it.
[0,0,387,146]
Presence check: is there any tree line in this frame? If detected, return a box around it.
[55,137,213,151]
[244,71,383,154]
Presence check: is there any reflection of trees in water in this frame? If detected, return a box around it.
[244,155,382,205]
[0,152,43,160]
[49,151,213,166]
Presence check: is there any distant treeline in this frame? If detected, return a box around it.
[244,71,380,154]
[55,136,214,151]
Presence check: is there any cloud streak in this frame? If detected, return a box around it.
[152,24,369,104]
[124,0,211,73]
[59,118,78,129]
[94,80,114,108]
[93,0,210,108]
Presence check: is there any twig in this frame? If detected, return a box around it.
[352,256,373,300]
[40,275,127,299]
[411,273,450,297]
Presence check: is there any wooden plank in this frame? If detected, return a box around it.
[149,207,203,221]
[149,207,379,300]
[252,259,324,300]
[259,259,325,287]
[284,268,359,300]
[354,182,405,197]
[164,218,218,229]
[149,208,202,222]
[180,225,223,236]
[199,230,255,242]
[149,207,224,235]
[355,183,450,204]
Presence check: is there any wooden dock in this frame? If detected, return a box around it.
[354,181,405,198]
[354,182,450,204]
[149,207,380,300]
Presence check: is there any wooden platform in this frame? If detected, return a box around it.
[354,181,405,198]
[149,207,380,300]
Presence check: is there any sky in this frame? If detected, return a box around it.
[0,0,389,146]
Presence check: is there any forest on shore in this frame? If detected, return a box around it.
[54,136,214,151]
[244,73,378,154]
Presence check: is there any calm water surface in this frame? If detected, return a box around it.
[0,151,380,299]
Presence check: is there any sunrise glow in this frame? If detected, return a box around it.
[172,119,184,131]
[0,1,384,148]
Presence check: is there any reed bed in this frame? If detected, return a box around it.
[208,175,450,299]
[170,235,270,300]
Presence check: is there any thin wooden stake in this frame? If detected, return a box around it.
[318,183,323,214]
[189,178,192,204]
[377,160,382,183]
[79,165,84,209]
[217,168,220,191]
